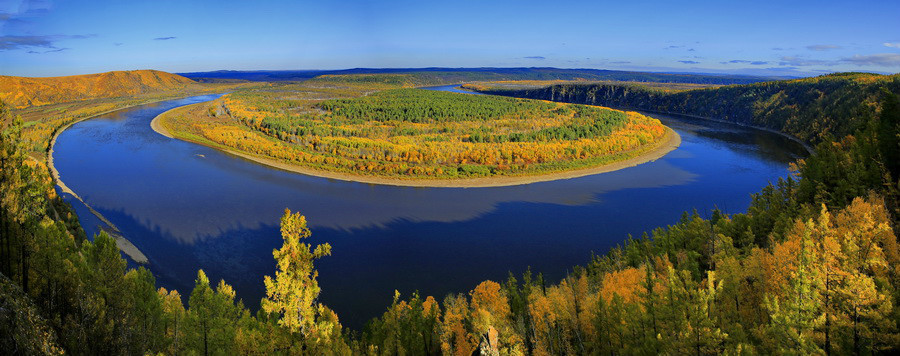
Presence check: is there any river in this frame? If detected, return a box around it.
[52,88,808,328]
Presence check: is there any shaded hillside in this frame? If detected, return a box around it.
[179,67,780,85]
[468,72,900,144]
[0,70,199,109]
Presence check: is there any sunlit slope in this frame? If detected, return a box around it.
[0,70,199,108]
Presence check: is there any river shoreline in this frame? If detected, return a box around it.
[151,107,681,187]
[46,95,223,265]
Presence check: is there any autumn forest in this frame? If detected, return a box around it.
[156,75,670,182]
[0,65,899,356]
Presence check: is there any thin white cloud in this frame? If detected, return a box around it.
[778,53,900,68]
[0,34,94,51]
[779,56,836,66]
[885,42,900,48]
[807,44,842,51]
[721,60,769,65]
[843,53,900,67]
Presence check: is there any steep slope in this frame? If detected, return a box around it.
[0,70,199,108]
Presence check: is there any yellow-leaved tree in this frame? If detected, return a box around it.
[261,208,347,353]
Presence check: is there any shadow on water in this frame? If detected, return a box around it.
[52,93,809,329]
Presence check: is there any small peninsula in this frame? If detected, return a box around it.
[152,74,678,186]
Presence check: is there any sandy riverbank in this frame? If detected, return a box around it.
[151,108,681,187]
[45,98,207,265]
[150,106,177,138]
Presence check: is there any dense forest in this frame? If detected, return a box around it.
[160,82,668,180]
[465,72,900,144]
[2,72,900,355]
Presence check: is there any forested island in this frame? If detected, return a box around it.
[1,69,899,355]
[153,74,677,186]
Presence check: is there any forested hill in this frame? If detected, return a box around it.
[0,70,199,109]
[467,72,900,144]
[179,67,780,85]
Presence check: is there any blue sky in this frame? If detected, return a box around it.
[1,0,899,77]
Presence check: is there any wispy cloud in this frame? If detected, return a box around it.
[721,60,769,65]
[778,53,900,67]
[523,56,545,60]
[0,34,93,51]
[27,47,68,54]
[1,35,54,49]
[885,42,900,49]
[154,36,177,41]
[1,1,55,33]
[678,60,700,64]
[609,61,631,64]
[772,47,786,51]
[113,42,124,46]
[665,45,685,49]
[767,66,798,71]
[843,53,900,66]
[806,44,842,51]
[779,56,835,66]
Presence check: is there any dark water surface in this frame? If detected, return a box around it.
[53,91,807,328]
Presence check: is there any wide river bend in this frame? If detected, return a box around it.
[52,88,808,327]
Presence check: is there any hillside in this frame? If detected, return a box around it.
[0,70,199,109]
[467,72,900,144]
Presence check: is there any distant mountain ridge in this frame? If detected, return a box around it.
[0,70,198,109]
[178,67,784,85]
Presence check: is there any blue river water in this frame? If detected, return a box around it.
[52,88,807,328]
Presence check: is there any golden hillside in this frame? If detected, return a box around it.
[0,70,199,109]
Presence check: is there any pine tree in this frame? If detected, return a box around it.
[184,270,244,355]
[765,220,825,354]
[159,287,186,355]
